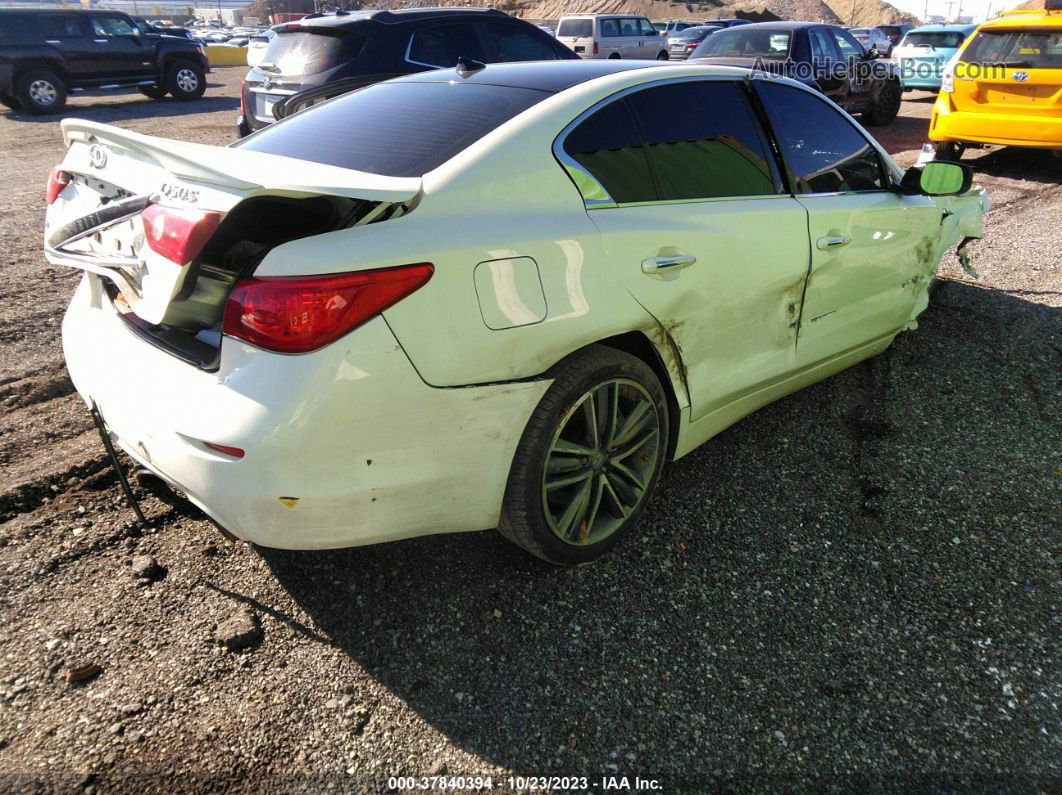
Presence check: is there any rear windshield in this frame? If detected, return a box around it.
[960,28,1062,68]
[259,27,365,74]
[850,29,871,35]
[904,31,968,48]
[235,81,548,177]
[557,19,592,38]
[695,28,791,58]
[675,27,710,39]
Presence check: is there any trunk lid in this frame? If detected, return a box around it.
[45,119,420,344]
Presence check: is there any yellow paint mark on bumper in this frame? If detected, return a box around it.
[278,497,299,509]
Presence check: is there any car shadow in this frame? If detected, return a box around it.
[2,89,239,125]
[255,282,1059,787]
[964,146,1062,184]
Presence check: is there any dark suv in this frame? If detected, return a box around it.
[0,8,208,114]
[238,7,577,136]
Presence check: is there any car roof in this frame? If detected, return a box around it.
[397,60,663,92]
[558,13,647,19]
[982,10,1062,30]
[293,8,508,29]
[906,24,977,33]
[713,21,826,31]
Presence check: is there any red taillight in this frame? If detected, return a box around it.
[240,80,249,118]
[593,41,599,55]
[47,166,70,205]
[141,204,222,265]
[686,42,697,49]
[222,263,433,354]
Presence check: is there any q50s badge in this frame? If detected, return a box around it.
[156,183,200,204]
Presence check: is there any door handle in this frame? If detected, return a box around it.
[641,255,696,274]
[816,234,851,250]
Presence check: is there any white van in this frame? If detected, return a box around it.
[556,14,669,60]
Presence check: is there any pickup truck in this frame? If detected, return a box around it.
[0,8,208,114]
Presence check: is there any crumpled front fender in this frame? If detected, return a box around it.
[935,186,991,277]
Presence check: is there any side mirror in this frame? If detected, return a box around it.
[899,161,973,196]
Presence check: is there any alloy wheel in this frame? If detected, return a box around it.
[29,80,56,107]
[541,378,662,547]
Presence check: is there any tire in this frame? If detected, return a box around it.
[608,53,621,60]
[138,85,168,100]
[15,70,66,115]
[164,60,205,101]
[934,141,962,161]
[862,79,901,126]
[656,51,669,60]
[498,345,669,566]
[0,93,21,110]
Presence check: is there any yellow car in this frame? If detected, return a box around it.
[930,1,1062,159]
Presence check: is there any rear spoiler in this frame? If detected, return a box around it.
[59,119,423,204]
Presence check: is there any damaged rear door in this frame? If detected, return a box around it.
[567,78,811,422]
[753,80,958,367]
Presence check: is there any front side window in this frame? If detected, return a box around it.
[960,28,1062,68]
[484,23,558,61]
[754,81,885,193]
[562,99,655,203]
[619,19,640,37]
[627,81,781,200]
[639,19,657,37]
[831,29,865,58]
[92,16,136,37]
[407,23,483,67]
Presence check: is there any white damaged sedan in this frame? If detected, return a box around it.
[45,61,987,565]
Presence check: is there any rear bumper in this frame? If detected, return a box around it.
[62,274,550,549]
[930,93,1062,148]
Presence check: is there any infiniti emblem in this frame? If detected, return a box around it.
[1012,71,1029,82]
[88,143,107,169]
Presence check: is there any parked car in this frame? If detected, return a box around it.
[0,8,208,113]
[44,60,986,564]
[537,25,556,37]
[238,8,576,136]
[707,19,753,29]
[653,21,699,37]
[848,27,892,56]
[556,15,668,60]
[930,3,1062,160]
[878,24,914,50]
[894,24,977,91]
[689,22,903,125]
[667,25,721,59]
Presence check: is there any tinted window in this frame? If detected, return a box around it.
[92,16,136,37]
[40,15,83,39]
[619,19,640,37]
[237,82,546,177]
[809,29,834,59]
[562,100,655,203]
[484,23,558,62]
[262,29,365,74]
[755,82,884,193]
[557,19,592,38]
[903,31,967,48]
[696,28,791,57]
[408,23,484,67]
[830,29,865,58]
[639,19,657,37]
[600,19,620,37]
[628,81,780,200]
[960,29,1062,68]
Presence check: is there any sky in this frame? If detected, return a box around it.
[886,0,1030,22]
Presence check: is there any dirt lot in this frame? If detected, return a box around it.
[0,67,1059,792]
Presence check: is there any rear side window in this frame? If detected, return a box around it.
[562,100,655,203]
[484,22,559,62]
[236,82,547,177]
[809,29,835,60]
[262,28,365,75]
[754,81,885,193]
[557,19,592,38]
[40,15,83,39]
[600,19,620,38]
[960,29,1062,68]
[627,81,781,200]
[407,23,484,67]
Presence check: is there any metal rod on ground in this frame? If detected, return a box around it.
[89,403,148,527]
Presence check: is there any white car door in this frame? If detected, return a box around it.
[753,80,945,368]
[559,77,812,422]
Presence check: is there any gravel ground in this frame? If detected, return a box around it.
[0,70,1059,793]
